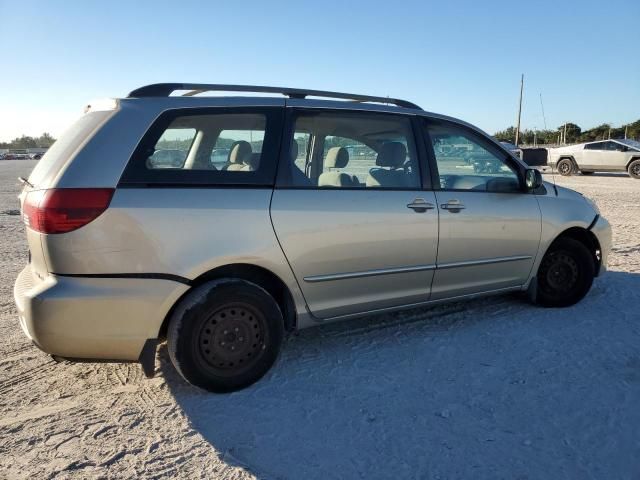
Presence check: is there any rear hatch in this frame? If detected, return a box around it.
[19,109,115,279]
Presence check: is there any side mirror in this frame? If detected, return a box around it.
[525,168,543,190]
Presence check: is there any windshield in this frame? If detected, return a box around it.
[616,139,640,151]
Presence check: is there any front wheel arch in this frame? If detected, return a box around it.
[544,227,602,276]
[556,157,576,175]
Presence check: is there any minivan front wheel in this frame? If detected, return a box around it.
[556,159,574,176]
[536,237,595,308]
[167,279,284,392]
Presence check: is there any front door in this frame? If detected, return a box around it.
[424,120,542,299]
[582,141,626,171]
[270,109,438,319]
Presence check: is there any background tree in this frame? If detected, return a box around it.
[493,119,639,145]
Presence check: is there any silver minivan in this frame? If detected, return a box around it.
[14,84,612,392]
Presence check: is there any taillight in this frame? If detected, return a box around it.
[22,188,114,234]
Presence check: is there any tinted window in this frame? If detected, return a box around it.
[280,111,420,190]
[584,142,604,150]
[427,122,521,192]
[120,108,283,186]
[604,141,626,151]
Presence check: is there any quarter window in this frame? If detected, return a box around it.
[280,111,421,189]
[427,122,521,192]
[121,109,282,186]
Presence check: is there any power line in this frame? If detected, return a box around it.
[539,93,547,130]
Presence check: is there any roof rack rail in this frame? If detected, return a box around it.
[127,83,422,110]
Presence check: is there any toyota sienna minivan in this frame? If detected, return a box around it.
[14,83,612,392]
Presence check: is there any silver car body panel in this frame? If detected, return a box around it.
[430,191,541,299]
[271,190,439,319]
[528,183,611,281]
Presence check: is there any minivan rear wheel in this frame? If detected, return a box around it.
[536,237,595,308]
[556,159,574,176]
[167,279,284,392]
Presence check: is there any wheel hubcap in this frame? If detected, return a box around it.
[541,252,579,294]
[197,304,266,373]
[559,162,571,174]
[632,164,640,176]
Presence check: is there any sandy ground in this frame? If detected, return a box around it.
[1,160,639,479]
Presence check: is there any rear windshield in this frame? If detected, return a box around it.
[28,111,112,187]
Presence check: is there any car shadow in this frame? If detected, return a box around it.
[159,271,640,479]
[576,172,630,178]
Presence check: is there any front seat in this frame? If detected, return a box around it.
[366,142,410,188]
[318,147,355,187]
[224,141,252,171]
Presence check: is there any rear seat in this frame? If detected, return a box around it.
[319,147,358,187]
[224,141,252,171]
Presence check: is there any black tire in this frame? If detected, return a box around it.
[628,159,640,179]
[556,158,574,176]
[167,279,284,393]
[536,237,595,308]
[580,171,594,175]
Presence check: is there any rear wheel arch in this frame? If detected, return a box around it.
[159,263,297,340]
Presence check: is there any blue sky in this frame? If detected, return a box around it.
[1,0,638,141]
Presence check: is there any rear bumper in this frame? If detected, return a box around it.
[590,215,612,276]
[14,266,188,361]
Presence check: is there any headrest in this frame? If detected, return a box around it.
[245,152,261,170]
[228,141,252,164]
[325,147,349,169]
[376,142,406,168]
[290,140,299,161]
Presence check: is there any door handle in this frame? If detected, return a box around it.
[441,199,465,211]
[407,198,435,213]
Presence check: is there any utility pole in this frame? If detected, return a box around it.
[625,125,628,139]
[515,74,524,146]
[608,127,611,139]
[563,123,567,145]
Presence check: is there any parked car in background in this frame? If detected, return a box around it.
[548,139,640,178]
[210,148,230,169]
[3,151,32,160]
[148,148,186,168]
[14,83,611,393]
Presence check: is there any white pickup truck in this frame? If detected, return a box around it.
[548,139,640,178]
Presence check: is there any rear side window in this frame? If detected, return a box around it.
[584,142,603,150]
[120,108,283,186]
[278,110,421,190]
[28,111,112,187]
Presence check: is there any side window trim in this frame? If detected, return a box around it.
[415,116,441,191]
[275,107,425,191]
[119,106,285,187]
[421,117,526,193]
